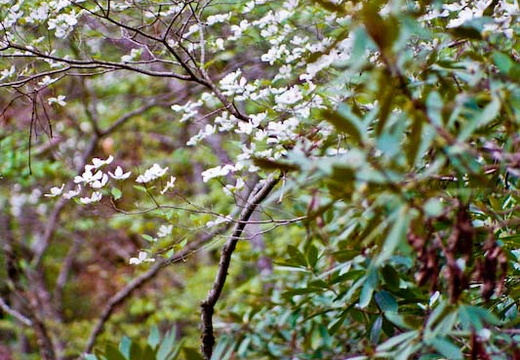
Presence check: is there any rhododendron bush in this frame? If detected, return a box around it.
[1,0,519,359]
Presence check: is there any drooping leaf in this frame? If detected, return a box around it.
[359,269,378,308]
[376,330,419,352]
[370,316,383,343]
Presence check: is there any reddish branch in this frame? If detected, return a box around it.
[200,174,281,360]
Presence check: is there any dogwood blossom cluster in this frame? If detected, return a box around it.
[420,0,518,38]
[44,157,172,205]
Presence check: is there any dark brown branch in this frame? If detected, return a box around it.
[200,174,281,360]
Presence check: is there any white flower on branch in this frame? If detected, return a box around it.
[79,192,102,204]
[48,12,78,38]
[223,178,245,196]
[206,215,233,228]
[50,0,72,11]
[91,155,114,169]
[38,76,58,87]
[47,95,67,107]
[171,100,202,123]
[201,164,236,182]
[0,65,15,81]
[25,4,49,23]
[63,185,81,199]
[160,176,177,194]
[135,164,169,183]
[157,225,173,238]
[108,166,131,181]
[186,124,216,146]
[89,173,109,189]
[129,251,156,265]
[44,184,65,197]
[275,86,303,106]
[229,20,250,40]
[121,48,142,63]
[213,38,225,51]
[74,168,103,185]
[206,13,231,26]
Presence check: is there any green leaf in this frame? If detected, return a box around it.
[328,312,348,335]
[133,185,151,194]
[210,336,235,360]
[147,325,161,349]
[448,26,482,40]
[111,187,122,200]
[375,291,398,313]
[375,206,411,266]
[129,342,142,360]
[157,328,178,360]
[252,157,299,172]
[370,316,383,343]
[306,244,319,268]
[424,198,443,217]
[323,104,364,144]
[182,347,203,360]
[430,338,463,360]
[312,0,348,15]
[381,265,400,291]
[84,355,98,360]
[459,305,501,331]
[119,336,131,358]
[141,344,156,360]
[492,51,513,75]
[287,245,308,268]
[105,344,126,360]
[404,113,424,166]
[376,330,419,351]
[142,234,157,242]
[458,96,501,141]
[426,91,443,126]
[94,349,107,360]
[384,313,416,331]
[359,270,378,308]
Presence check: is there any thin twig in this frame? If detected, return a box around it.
[0,297,32,326]
[200,174,281,360]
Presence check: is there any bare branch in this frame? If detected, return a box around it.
[0,297,32,326]
[200,174,281,360]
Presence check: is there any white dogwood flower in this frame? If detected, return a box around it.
[79,192,102,204]
[129,251,156,265]
[74,168,103,184]
[135,163,168,183]
[44,184,65,197]
[91,155,114,169]
[47,95,67,106]
[63,185,81,199]
[89,173,109,189]
[157,224,173,238]
[109,166,132,180]
[201,164,236,182]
